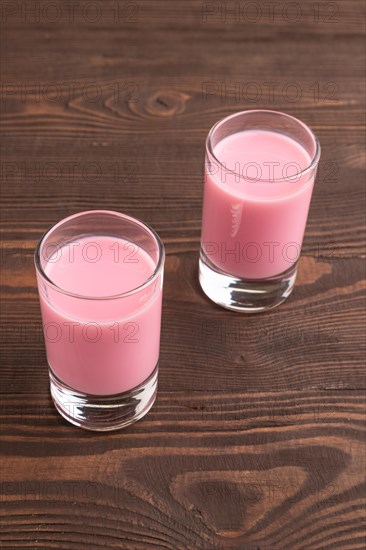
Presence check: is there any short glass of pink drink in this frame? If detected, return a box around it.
[35,210,165,430]
[199,110,321,312]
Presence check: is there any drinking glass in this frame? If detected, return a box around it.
[199,110,321,312]
[35,210,165,430]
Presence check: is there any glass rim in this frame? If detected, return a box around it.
[206,109,321,184]
[34,210,165,300]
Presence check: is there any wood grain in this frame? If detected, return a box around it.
[1,253,365,393]
[1,0,365,548]
[1,391,365,549]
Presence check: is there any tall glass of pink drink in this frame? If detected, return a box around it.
[200,110,321,312]
[35,210,165,430]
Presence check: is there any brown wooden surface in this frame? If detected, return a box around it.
[1,1,365,548]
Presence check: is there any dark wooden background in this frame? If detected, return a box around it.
[1,1,365,548]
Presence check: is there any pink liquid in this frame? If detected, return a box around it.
[38,237,162,395]
[201,129,315,279]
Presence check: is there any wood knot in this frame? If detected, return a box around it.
[146,90,189,117]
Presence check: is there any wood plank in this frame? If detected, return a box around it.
[1,0,365,547]
[1,254,365,393]
[1,390,365,549]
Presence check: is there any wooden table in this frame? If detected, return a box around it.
[1,1,365,548]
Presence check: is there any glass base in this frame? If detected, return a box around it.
[199,249,298,313]
[49,364,158,431]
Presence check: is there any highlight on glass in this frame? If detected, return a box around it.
[199,109,321,312]
[35,210,165,431]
